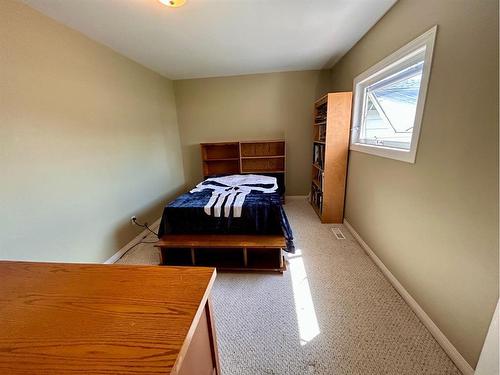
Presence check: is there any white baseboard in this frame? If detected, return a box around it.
[104,217,161,264]
[475,300,499,375]
[343,220,474,375]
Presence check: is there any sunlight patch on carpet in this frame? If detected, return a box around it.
[289,248,320,345]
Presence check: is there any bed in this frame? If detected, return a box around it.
[156,174,294,272]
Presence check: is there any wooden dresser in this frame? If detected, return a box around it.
[0,261,220,375]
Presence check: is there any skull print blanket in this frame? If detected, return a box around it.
[158,174,294,253]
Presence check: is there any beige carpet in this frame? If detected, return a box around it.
[118,197,461,375]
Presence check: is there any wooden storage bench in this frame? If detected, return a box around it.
[155,234,286,273]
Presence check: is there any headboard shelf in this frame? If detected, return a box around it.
[200,140,286,192]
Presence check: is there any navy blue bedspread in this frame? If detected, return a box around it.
[158,190,295,253]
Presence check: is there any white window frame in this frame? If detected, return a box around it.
[350,26,437,163]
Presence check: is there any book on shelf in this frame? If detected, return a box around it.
[313,143,325,170]
[313,168,324,191]
[311,184,323,212]
[318,125,326,141]
[315,104,327,123]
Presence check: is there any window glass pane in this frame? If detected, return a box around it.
[360,59,424,150]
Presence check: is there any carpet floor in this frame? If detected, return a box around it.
[118,197,461,375]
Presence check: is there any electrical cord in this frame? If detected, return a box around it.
[115,237,158,263]
[111,217,160,263]
[132,217,159,237]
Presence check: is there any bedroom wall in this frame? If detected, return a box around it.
[0,0,185,263]
[329,0,498,367]
[173,70,331,195]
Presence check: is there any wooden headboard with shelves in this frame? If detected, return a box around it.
[200,140,286,193]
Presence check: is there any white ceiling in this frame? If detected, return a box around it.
[23,0,396,80]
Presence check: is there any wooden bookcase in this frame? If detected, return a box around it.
[310,92,352,223]
[201,140,286,178]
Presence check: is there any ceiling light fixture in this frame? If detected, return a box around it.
[159,0,186,7]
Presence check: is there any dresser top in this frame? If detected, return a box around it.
[0,261,216,374]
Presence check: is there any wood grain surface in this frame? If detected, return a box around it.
[0,261,216,374]
[156,234,286,249]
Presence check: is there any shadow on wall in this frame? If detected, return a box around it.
[184,143,203,187]
[176,70,333,195]
[109,184,187,257]
[274,70,333,195]
[314,69,334,99]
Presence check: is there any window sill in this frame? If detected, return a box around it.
[350,143,416,163]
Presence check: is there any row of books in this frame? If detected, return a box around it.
[313,143,325,170]
[313,168,324,191]
[311,184,323,211]
[315,104,327,123]
[316,124,326,142]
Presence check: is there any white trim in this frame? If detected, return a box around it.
[104,217,161,264]
[350,25,438,163]
[343,219,474,375]
[474,300,499,375]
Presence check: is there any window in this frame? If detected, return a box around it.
[350,26,437,163]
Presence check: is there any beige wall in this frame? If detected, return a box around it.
[173,70,331,194]
[329,0,498,367]
[2,0,498,367]
[0,1,185,263]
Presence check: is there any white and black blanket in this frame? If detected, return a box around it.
[158,174,294,252]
